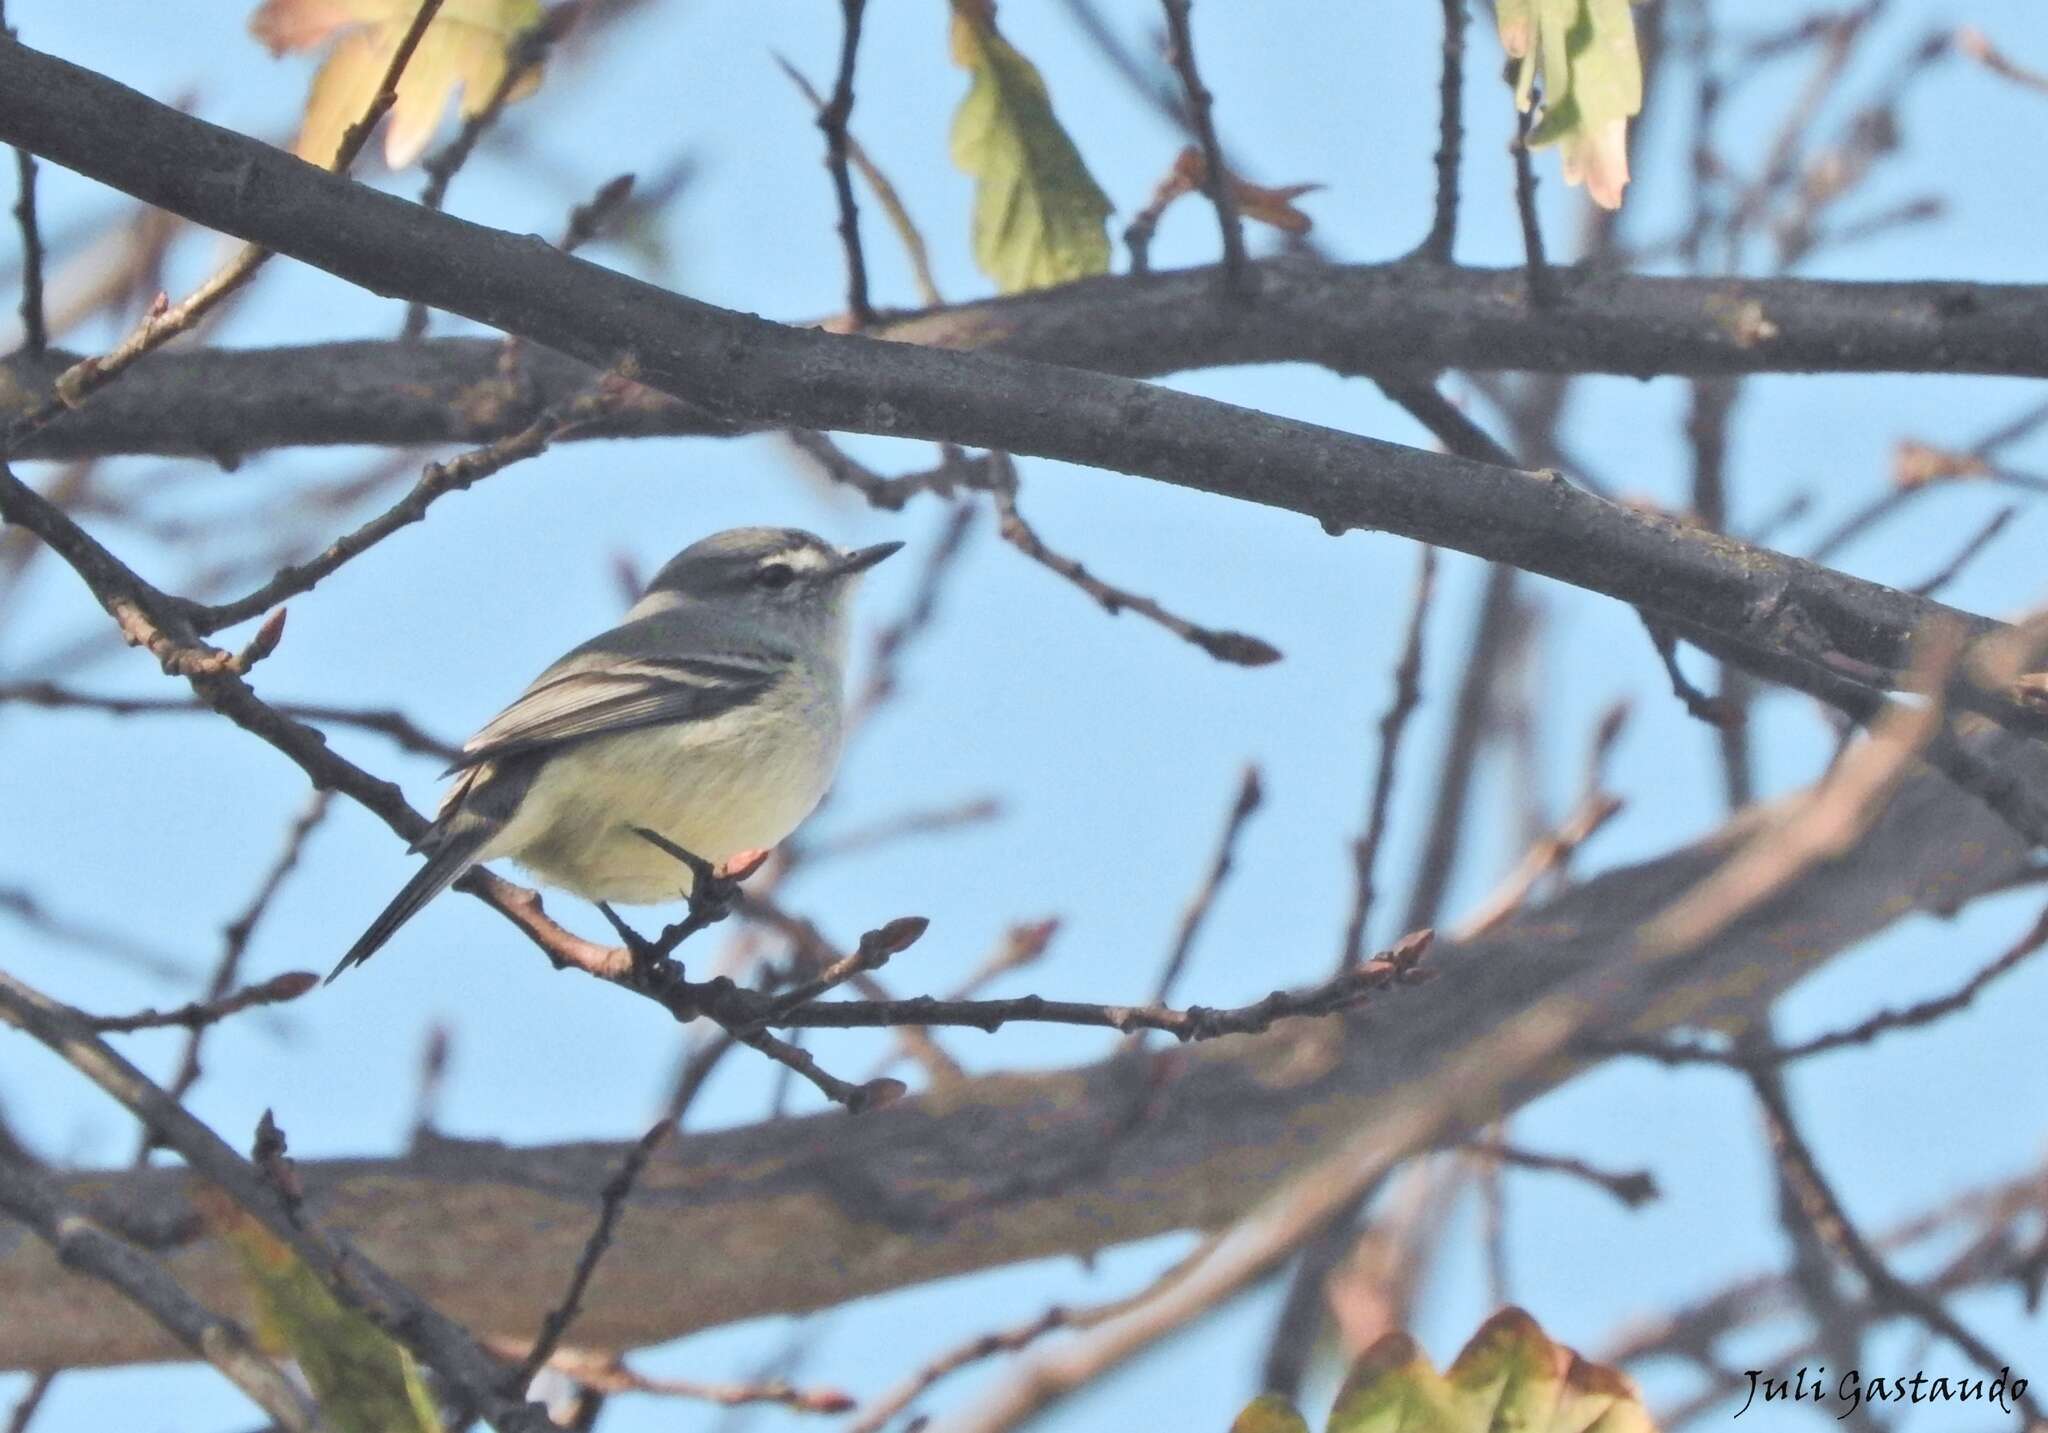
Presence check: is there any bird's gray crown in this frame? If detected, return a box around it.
[644,526,843,600]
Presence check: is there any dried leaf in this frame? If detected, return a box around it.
[1498,0,1643,210]
[1170,147,1323,235]
[199,1191,443,1433]
[251,0,544,168]
[948,0,1112,293]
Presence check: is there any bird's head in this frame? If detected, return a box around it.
[631,526,902,646]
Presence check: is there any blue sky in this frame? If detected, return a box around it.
[4,2,2048,1429]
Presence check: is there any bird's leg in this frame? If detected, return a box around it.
[631,828,752,956]
[596,901,671,983]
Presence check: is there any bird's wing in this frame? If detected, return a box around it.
[449,624,784,770]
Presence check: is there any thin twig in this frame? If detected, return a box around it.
[402,3,580,337]
[846,1306,1077,1433]
[759,928,1431,1041]
[848,499,976,729]
[1746,1054,2047,1425]
[1464,1139,1660,1209]
[0,682,460,762]
[0,1156,319,1431]
[0,883,187,981]
[1340,545,1436,967]
[1159,0,1248,293]
[1,1374,53,1433]
[1150,765,1262,1007]
[1451,701,1628,941]
[89,970,320,1035]
[191,380,619,633]
[784,428,975,511]
[772,55,941,308]
[1418,0,1466,261]
[1602,897,2048,1069]
[11,145,44,354]
[0,969,551,1431]
[1909,505,2014,597]
[820,0,872,326]
[1641,615,1742,728]
[1957,25,2048,96]
[5,0,448,451]
[513,1117,667,1392]
[1511,107,1557,308]
[528,1348,853,1415]
[989,454,1280,666]
[791,795,1001,863]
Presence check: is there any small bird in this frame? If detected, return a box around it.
[330,526,901,979]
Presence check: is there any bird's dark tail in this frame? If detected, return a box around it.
[328,827,493,982]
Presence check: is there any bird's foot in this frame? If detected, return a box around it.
[597,900,678,986]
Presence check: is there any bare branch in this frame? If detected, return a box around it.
[820,0,872,326]
[989,454,1281,667]
[402,2,583,337]
[1340,545,1436,966]
[773,55,942,308]
[87,970,319,1035]
[10,145,43,354]
[0,969,551,1431]
[0,1155,317,1431]
[1418,0,1465,262]
[1463,1139,1659,1209]
[1150,764,1262,1006]
[4,0,448,450]
[1747,1056,2048,1426]
[1159,0,1247,292]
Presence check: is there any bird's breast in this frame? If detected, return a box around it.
[490,682,842,903]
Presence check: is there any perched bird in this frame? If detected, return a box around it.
[330,526,901,979]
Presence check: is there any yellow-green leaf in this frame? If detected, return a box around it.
[1496,0,1642,210]
[1329,1333,1463,1433]
[251,0,544,168]
[1322,1310,1659,1433]
[947,0,1112,293]
[1232,1392,1313,1433]
[207,1196,443,1433]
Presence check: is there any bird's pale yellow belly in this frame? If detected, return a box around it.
[484,702,838,903]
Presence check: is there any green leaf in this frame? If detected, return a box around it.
[1495,0,1642,209]
[948,1,1112,293]
[1232,1392,1313,1433]
[212,1200,443,1433]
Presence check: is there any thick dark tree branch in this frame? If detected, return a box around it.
[14,251,2048,461]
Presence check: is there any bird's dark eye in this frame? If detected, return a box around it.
[756,562,797,590]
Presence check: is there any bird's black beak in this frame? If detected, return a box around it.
[834,541,904,576]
